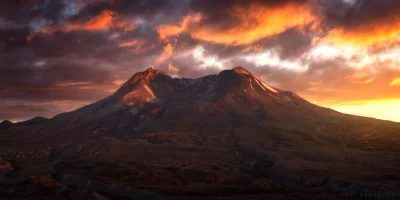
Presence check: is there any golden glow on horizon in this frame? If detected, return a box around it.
[55,81,93,87]
[318,99,400,122]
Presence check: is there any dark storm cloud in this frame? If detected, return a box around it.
[0,0,66,26]
[274,29,313,60]
[0,25,165,103]
[319,0,400,47]
[185,0,316,39]
[322,0,400,27]
[69,0,185,25]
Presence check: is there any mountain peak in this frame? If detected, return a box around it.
[1,120,13,125]
[143,67,166,75]
[0,120,13,128]
[123,68,168,86]
[144,67,158,71]
[232,67,251,75]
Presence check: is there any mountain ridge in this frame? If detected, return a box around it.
[0,117,48,129]
[2,66,400,199]
[48,66,335,129]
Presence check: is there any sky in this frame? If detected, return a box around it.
[1,0,400,122]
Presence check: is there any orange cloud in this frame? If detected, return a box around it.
[309,81,322,86]
[26,31,34,43]
[63,10,115,31]
[60,10,135,33]
[390,77,400,87]
[157,14,201,40]
[112,79,125,86]
[85,9,115,30]
[168,63,179,73]
[119,39,141,47]
[55,81,93,87]
[157,3,318,45]
[156,43,173,64]
[119,39,148,53]
[324,19,400,47]
[111,20,135,33]
[349,72,375,85]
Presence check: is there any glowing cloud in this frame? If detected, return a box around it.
[168,63,179,73]
[157,3,318,45]
[60,9,135,32]
[26,31,34,43]
[119,39,141,47]
[55,81,93,87]
[111,20,135,32]
[156,43,173,64]
[85,9,115,30]
[349,72,375,85]
[324,20,400,47]
[192,46,223,69]
[307,44,400,69]
[63,10,115,31]
[245,49,307,71]
[390,77,400,87]
[157,14,201,40]
[112,79,125,86]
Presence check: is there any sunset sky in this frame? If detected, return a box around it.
[1,0,400,122]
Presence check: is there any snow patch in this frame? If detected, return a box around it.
[254,78,278,93]
[261,81,278,93]
[121,83,156,105]
[143,84,155,98]
[249,79,255,90]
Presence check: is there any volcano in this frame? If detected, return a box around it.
[1,67,400,199]
[50,67,338,135]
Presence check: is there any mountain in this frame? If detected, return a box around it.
[16,116,49,126]
[0,117,49,129]
[1,67,400,199]
[49,67,339,136]
[0,120,13,128]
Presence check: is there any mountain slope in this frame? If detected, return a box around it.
[1,67,400,199]
[50,67,337,129]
